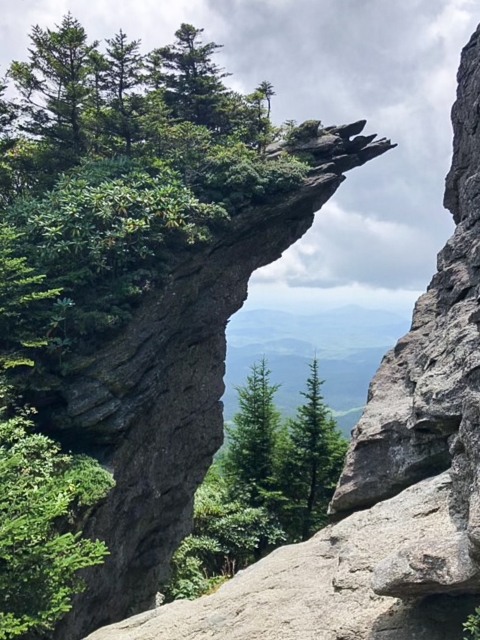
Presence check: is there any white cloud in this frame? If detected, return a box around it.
[253,201,440,290]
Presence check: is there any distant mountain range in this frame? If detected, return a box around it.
[223,305,411,437]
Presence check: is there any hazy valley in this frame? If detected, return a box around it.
[224,305,411,435]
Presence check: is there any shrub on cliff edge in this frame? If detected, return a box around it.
[0,413,114,639]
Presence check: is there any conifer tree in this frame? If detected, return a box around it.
[0,78,19,204]
[144,48,165,91]
[84,50,109,154]
[102,30,145,155]
[223,358,281,508]
[0,223,60,369]
[157,23,229,129]
[0,414,114,638]
[277,358,348,541]
[9,13,97,168]
[247,81,277,152]
[257,81,275,119]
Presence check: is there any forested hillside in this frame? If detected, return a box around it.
[224,306,410,434]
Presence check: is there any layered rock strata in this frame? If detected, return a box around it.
[46,122,393,640]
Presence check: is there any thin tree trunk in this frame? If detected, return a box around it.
[302,461,317,541]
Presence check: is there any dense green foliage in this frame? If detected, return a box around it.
[0,413,114,638]
[8,14,95,172]
[4,158,228,357]
[167,358,348,601]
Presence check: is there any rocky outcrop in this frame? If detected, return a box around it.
[329,26,480,572]
[45,123,393,640]
[80,22,480,640]
[85,473,478,640]
[327,21,480,605]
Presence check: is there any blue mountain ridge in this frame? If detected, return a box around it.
[224,305,411,436]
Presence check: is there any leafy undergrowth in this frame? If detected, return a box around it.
[0,412,114,639]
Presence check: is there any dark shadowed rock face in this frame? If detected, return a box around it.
[45,124,393,640]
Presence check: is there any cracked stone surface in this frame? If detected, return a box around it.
[84,474,477,640]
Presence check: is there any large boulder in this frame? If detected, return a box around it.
[84,473,476,640]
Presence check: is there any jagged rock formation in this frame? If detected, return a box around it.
[329,24,480,605]
[82,22,480,640]
[46,122,393,640]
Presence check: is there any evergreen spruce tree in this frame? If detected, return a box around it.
[102,30,145,155]
[257,81,275,119]
[157,23,229,129]
[9,13,97,169]
[144,48,166,91]
[247,80,276,152]
[84,50,109,154]
[278,358,348,541]
[0,414,114,638]
[223,358,281,508]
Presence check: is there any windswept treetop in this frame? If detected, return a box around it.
[3,15,283,188]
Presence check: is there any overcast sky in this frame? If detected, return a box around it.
[1,0,478,316]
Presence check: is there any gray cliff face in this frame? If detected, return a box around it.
[47,122,393,640]
[330,23,480,599]
[82,22,480,640]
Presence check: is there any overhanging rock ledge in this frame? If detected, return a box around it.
[42,121,394,640]
[84,21,480,640]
